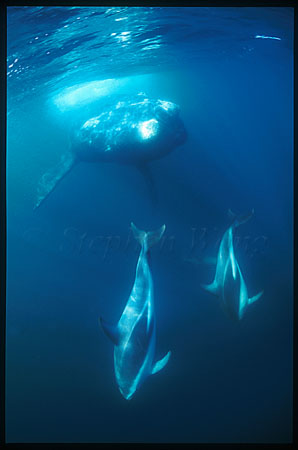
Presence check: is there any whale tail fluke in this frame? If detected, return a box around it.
[228,208,254,228]
[131,222,165,252]
[34,152,76,210]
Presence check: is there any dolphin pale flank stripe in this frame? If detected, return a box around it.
[202,210,263,320]
[100,222,171,400]
[34,93,187,209]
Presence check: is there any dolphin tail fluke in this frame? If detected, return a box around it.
[201,281,219,296]
[34,152,76,210]
[131,222,165,251]
[248,290,263,305]
[151,351,171,375]
[228,208,254,227]
[99,317,120,346]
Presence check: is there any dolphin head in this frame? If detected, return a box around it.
[117,375,141,401]
[119,386,135,401]
[222,302,243,322]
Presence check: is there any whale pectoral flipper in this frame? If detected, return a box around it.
[99,317,120,345]
[34,152,76,209]
[151,351,171,375]
[136,162,157,205]
[248,291,263,305]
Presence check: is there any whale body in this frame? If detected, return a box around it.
[100,222,171,400]
[35,93,187,208]
[202,210,263,320]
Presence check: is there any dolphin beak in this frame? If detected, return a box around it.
[119,388,133,401]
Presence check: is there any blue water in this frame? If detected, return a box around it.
[6,6,293,443]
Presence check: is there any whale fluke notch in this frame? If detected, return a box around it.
[151,351,171,375]
[99,316,121,345]
[228,208,255,227]
[34,152,76,210]
[131,222,166,251]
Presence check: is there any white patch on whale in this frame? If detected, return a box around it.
[138,119,159,140]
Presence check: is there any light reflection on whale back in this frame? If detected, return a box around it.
[72,93,187,164]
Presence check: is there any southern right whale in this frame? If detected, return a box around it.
[202,210,263,321]
[35,93,187,209]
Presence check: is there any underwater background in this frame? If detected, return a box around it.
[6,6,293,443]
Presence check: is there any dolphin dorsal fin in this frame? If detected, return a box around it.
[248,290,263,305]
[151,351,171,375]
[99,317,120,345]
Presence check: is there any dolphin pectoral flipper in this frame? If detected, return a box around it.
[201,281,219,296]
[248,290,263,305]
[34,152,76,209]
[151,351,171,375]
[131,222,165,251]
[99,317,121,345]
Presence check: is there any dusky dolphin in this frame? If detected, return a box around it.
[100,222,171,400]
[202,210,263,321]
[35,93,187,209]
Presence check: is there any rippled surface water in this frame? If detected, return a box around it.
[6,6,293,443]
[7,6,293,104]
